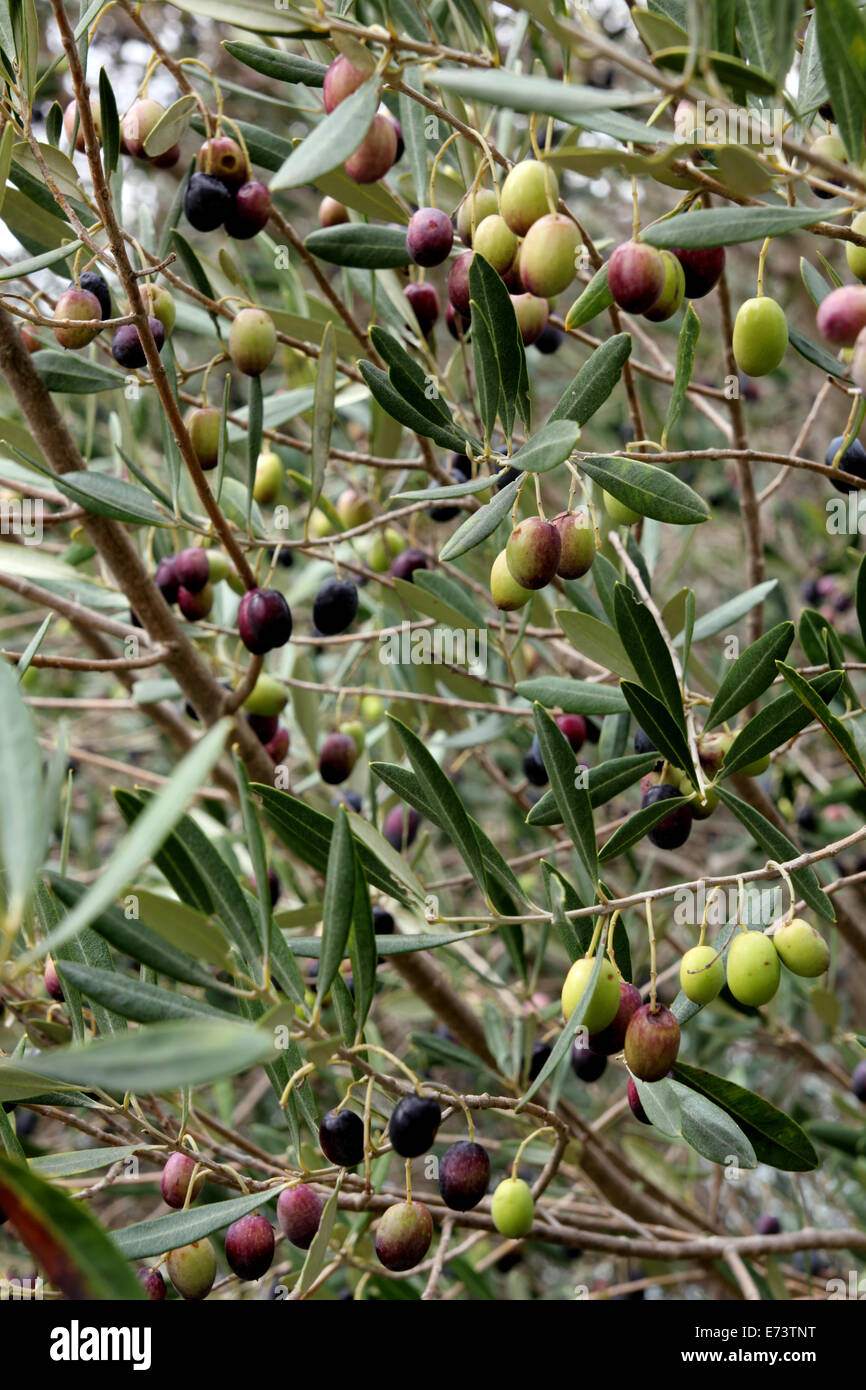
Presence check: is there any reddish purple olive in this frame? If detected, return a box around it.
[755,1214,781,1235]
[556,714,586,752]
[318,731,358,784]
[44,957,64,1002]
[383,804,421,850]
[264,726,290,763]
[140,1268,166,1300]
[155,556,180,605]
[816,284,866,348]
[53,288,103,350]
[111,317,165,369]
[624,1003,681,1082]
[177,582,214,623]
[375,1201,433,1271]
[851,1058,866,1102]
[588,980,642,1056]
[505,517,561,590]
[322,55,368,112]
[175,548,210,595]
[405,281,440,336]
[64,96,101,152]
[229,308,277,377]
[388,1094,441,1157]
[197,135,248,186]
[247,712,280,744]
[607,241,666,314]
[344,114,397,184]
[446,301,470,338]
[438,1140,490,1211]
[224,1213,274,1281]
[671,245,726,299]
[277,1184,324,1249]
[447,252,474,317]
[627,1076,651,1124]
[407,206,454,267]
[553,509,595,579]
[225,181,272,240]
[238,587,293,654]
[160,1152,204,1209]
[389,548,429,583]
[319,1108,365,1167]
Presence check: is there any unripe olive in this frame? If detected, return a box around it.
[254,450,283,505]
[561,956,621,1032]
[510,292,549,346]
[336,487,373,529]
[624,1003,680,1081]
[726,931,781,1006]
[809,132,849,198]
[499,161,559,237]
[473,214,519,275]
[368,526,404,571]
[607,241,666,314]
[309,508,336,540]
[816,284,866,347]
[519,213,581,298]
[679,944,725,1005]
[603,490,641,525]
[339,718,366,757]
[505,516,561,589]
[167,1240,216,1301]
[143,284,176,336]
[490,549,532,611]
[229,307,277,377]
[344,114,397,184]
[491,1177,535,1238]
[456,188,499,245]
[845,210,866,282]
[773,917,830,978]
[186,406,222,471]
[245,671,289,718]
[678,773,718,819]
[643,249,686,322]
[553,509,595,579]
[732,296,788,377]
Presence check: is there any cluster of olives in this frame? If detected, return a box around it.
[561,959,680,1083]
[155,545,235,624]
[635,727,770,852]
[52,266,173,371]
[183,136,271,240]
[681,917,830,1010]
[491,508,595,611]
[322,56,403,184]
[607,241,724,322]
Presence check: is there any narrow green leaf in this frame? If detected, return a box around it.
[718,670,845,778]
[777,661,866,784]
[438,474,521,562]
[388,716,487,891]
[564,263,614,329]
[703,622,795,730]
[620,682,696,778]
[662,302,700,447]
[533,705,598,882]
[317,807,356,1003]
[578,453,709,526]
[673,1061,819,1170]
[271,78,380,190]
[549,333,631,424]
[613,584,685,729]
